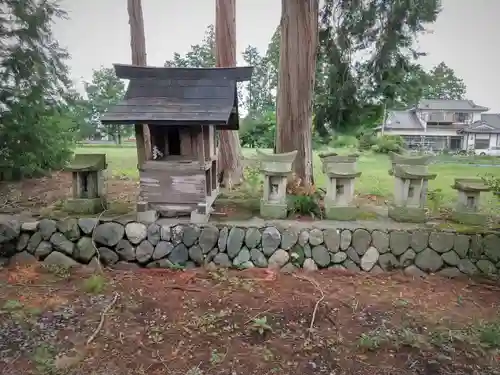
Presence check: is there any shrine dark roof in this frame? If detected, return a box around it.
[100,64,253,128]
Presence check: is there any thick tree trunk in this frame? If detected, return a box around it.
[127,0,151,165]
[275,0,318,186]
[215,0,244,188]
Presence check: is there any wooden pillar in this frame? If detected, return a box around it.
[127,0,152,166]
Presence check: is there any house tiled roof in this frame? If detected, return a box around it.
[416,99,489,112]
[460,113,500,133]
[384,111,423,129]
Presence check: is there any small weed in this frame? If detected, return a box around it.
[26,306,43,317]
[210,349,223,365]
[481,173,500,196]
[287,177,325,218]
[147,326,164,345]
[2,299,24,311]
[262,348,274,361]
[250,316,273,335]
[168,263,186,270]
[358,326,430,351]
[427,188,444,213]
[82,274,106,294]
[358,331,387,350]
[33,344,58,374]
[478,321,500,348]
[241,166,263,198]
[393,298,410,307]
[41,264,71,279]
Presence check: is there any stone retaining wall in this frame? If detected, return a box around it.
[1,218,499,278]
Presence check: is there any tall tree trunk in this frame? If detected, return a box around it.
[215,0,243,188]
[275,0,318,186]
[127,0,151,165]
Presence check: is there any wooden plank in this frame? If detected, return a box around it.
[114,64,253,82]
[122,97,237,106]
[180,128,193,157]
[107,104,232,114]
[101,118,230,126]
[101,111,229,122]
[134,123,146,166]
[126,84,234,100]
[131,78,237,87]
[139,169,205,204]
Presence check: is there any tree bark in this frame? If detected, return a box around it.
[275,0,318,186]
[127,0,151,165]
[215,0,244,188]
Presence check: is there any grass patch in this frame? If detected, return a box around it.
[82,274,107,294]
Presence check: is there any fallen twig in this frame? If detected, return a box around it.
[86,293,119,345]
[163,285,204,293]
[292,274,325,340]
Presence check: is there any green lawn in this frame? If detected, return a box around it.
[76,145,500,214]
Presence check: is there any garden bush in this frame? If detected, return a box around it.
[329,135,359,149]
[358,132,377,151]
[371,135,404,154]
[239,111,275,148]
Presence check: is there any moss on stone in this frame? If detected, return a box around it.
[388,206,426,223]
[434,222,490,235]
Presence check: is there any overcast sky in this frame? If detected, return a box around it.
[53,0,500,112]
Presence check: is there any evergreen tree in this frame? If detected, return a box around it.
[0,0,75,176]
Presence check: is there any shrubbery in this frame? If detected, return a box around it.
[239,111,276,148]
[358,132,377,151]
[371,135,404,154]
[329,135,359,149]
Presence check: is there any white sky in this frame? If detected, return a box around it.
[53,0,500,112]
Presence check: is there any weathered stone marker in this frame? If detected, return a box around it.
[388,152,436,223]
[64,154,107,214]
[451,178,491,225]
[319,153,361,220]
[255,149,297,219]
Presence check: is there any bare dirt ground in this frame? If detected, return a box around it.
[0,173,139,218]
[1,264,499,375]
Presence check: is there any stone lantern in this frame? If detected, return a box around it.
[388,152,436,223]
[319,153,361,220]
[64,154,107,214]
[255,149,297,219]
[451,178,491,225]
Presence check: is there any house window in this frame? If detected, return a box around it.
[455,112,469,122]
[497,135,500,147]
[474,134,490,150]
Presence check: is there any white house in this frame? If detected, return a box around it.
[379,99,500,151]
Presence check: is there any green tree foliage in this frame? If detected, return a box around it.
[315,0,442,136]
[239,111,276,148]
[84,67,132,144]
[164,25,216,68]
[241,46,274,115]
[163,1,463,147]
[0,0,76,176]
[164,25,251,110]
[421,62,466,100]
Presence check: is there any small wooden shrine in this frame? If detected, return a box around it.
[100,64,252,222]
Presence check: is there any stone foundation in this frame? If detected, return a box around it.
[1,218,499,278]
